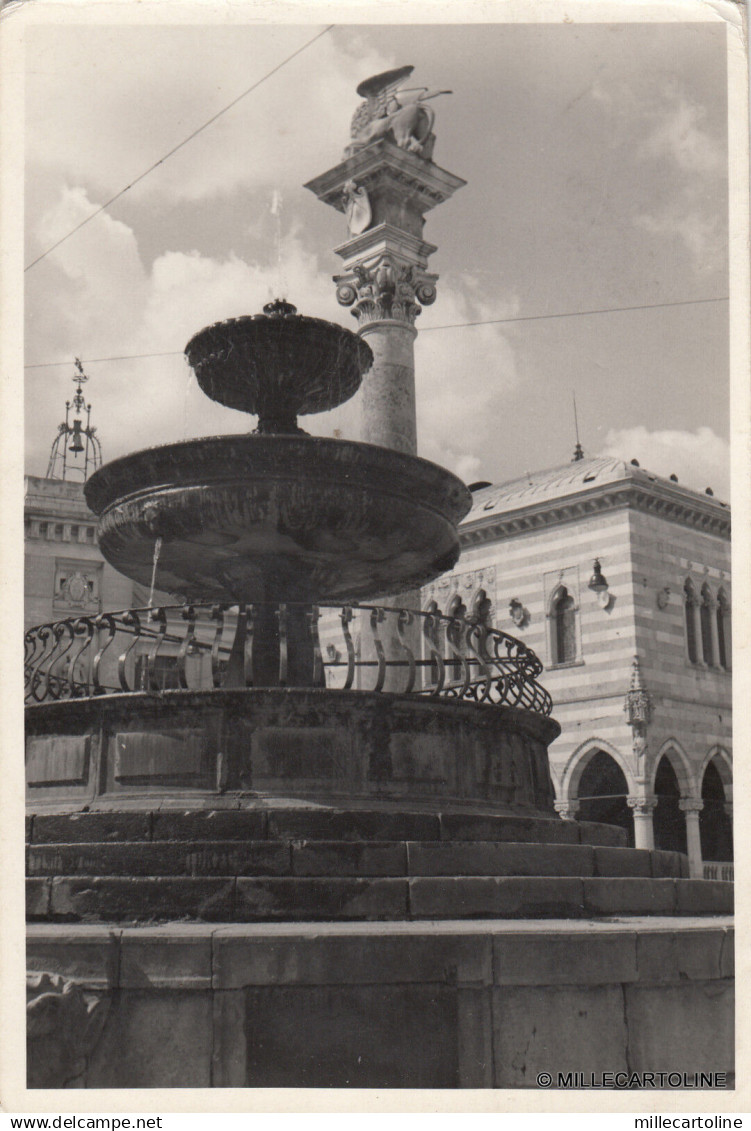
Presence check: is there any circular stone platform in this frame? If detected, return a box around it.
[26,687,559,813]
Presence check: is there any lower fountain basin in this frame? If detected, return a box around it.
[84,435,472,602]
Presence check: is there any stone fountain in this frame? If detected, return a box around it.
[24,69,732,1090]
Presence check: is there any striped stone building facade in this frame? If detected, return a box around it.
[424,455,732,878]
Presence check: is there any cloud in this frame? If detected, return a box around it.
[633,208,722,273]
[637,92,726,275]
[25,27,392,210]
[639,88,723,175]
[415,275,519,479]
[590,77,726,276]
[25,190,521,485]
[600,425,729,499]
[25,185,348,473]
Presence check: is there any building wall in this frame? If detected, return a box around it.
[426,489,732,869]
[25,476,135,631]
[425,506,639,792]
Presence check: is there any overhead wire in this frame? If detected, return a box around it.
[23,24,335,273]
[23,295,730,370]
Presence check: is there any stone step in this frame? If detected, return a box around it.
[26,807,627,848]
[26,874,732,924]
[26,839,688,880]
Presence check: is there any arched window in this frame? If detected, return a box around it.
[470,589,493,660]
[700,583,714,666]
[717,589,730,671]
[552,586,576,665]
[684,579,698,664]
[471,588,493,630]
[424,600,443,687]
[445,595,467,683]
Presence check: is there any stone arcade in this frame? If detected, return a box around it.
[25,68,732,1089]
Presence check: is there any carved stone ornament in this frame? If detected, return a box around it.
[656,586,671,610]
[554,800,580,821]
[624,655,652,728]
[27,971,110,1088]
[509,598,528,628]
[342,180,372,236]
[346,66,452,161]
[56,569,97,608]
[334,256,438,326]
[627,795,658,817]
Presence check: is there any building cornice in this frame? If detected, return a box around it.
[459,479,730,548]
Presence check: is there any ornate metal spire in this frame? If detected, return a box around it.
[572,392,584,461]
[46,359,103,481]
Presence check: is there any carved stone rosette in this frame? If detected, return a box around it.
[334,257,438,327]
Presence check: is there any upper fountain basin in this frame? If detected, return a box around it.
[84,435,472,603]
[184,302,373,429]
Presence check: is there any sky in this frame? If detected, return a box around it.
[22,12,732,497]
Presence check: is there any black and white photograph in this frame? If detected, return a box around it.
[4,0,748,1109]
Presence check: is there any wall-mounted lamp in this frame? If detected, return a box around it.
[588,559,611,609]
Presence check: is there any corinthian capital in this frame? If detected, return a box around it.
[627,795,658,817]
[334,257,438,327]
[678,797,704,815]
[554,799,580,820]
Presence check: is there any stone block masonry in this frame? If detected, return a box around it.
[27,918,733,1089]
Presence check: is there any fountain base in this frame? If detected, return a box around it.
[26,688,559,813]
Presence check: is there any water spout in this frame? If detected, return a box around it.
[270,189,288,300]
[148,537,162,609]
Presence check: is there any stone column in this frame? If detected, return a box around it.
[305,79,466,688]
[627,795,657,851]
[679,797,705,878]
[358,320,418,453]
[688,594,705,666]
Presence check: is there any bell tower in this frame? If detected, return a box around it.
[46,359,103,481]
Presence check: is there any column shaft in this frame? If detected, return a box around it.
[680,800,705,879]
[358,321,417,454]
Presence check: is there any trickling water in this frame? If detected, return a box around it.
[148,537,163,608]
[270,189,287,300]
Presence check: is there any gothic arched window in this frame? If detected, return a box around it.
[446,595,467,683]
[684,579,698,664]
[700,583,714,666]
[717,589,731,671]
[424,600,443,687]
[552,586,576,665]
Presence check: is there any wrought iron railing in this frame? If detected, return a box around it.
[24,602,553,716]
[703,862,734,882]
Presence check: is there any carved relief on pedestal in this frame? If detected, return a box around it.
[342,180,372,236]
[335,256,438,326]
[27,971,110,1088]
